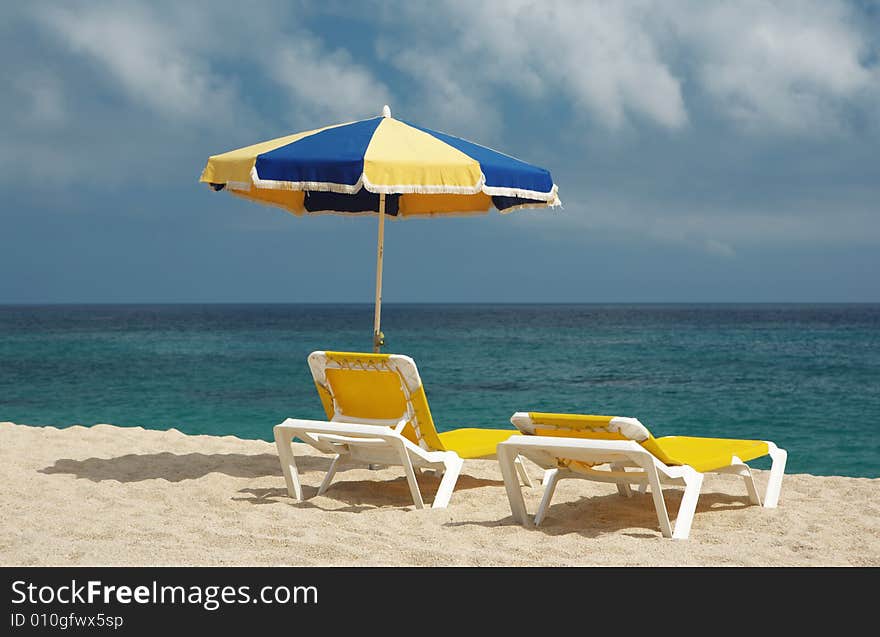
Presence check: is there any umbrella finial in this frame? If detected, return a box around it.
[382,104,392,118]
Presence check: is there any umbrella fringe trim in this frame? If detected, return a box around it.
[482,183,559,202]
[249,166,558,202]
[498,198,562,213]
[250,166,365,194]
[360,172,483,195]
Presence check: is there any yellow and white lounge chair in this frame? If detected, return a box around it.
[497,412,787,539]
[273,351,532,509]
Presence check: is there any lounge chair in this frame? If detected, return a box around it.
[273,351,533,509]
[497,412,787,539]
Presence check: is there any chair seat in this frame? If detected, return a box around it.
[437,428,520,459]
[643,436,770,472]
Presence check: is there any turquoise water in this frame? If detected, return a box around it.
[1,304,878,478]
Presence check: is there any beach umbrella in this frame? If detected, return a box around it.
[200,105,560,352]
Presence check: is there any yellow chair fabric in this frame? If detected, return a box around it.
[311,351,516,458]
[526,411,771,473]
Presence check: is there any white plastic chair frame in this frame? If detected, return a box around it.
[274,417,465,509]
[497,434,787,539]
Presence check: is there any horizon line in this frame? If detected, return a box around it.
[1,301,879,306]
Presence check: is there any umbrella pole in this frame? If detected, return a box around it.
[373,193,386,353]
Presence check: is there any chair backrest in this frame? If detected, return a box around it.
[510,412,656,469]
[308,351,445,450]
[510,412,653,443]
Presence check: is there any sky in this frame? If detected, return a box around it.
[1,0,879,303]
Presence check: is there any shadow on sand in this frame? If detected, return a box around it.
[445,490,754,539]
[234,471,504,510]
[39,453,504,512]
[37,452,311,482]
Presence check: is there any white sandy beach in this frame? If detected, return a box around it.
[1,421,877,566]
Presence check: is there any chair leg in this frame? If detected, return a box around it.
[672,469,704,540]
[514,455,534,488]
[316,454,341,496]
[735,457,762,505]
[764,445,787,508]
[644,463,673,538]
[396,446,425,509]
[432,454,464,509]
[610,463,633,498]
[534,469,560,526]
[273,428,303,500]
[744,471,761,505]
[497,444,531,526]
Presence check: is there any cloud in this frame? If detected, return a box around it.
[2,0,877,255]
[3,1,394,186]
[381,0,688,133]
[271,37,391,125]
[369,0,879,250]
[376,44,501,138]
[34,2,392,130]
[38,3,239,124]
[671,1,878,135]
[381,0,878,137]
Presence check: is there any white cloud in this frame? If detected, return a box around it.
[383,0,688,133]
[38,3,239,123]
[271,37,391,125]
[383,0,878,137]
[34,1,393,130]
[672,1,877,135]
[3,0,877,259]
[528,1,688,130]
[378,45,501,138]
[374,0,880,251]
[7,1,395,186]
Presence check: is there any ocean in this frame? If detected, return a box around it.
[1,303,878,478]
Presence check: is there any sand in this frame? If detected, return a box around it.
[1,421,877,566]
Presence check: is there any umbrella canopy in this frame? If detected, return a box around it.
[200,106,560,350]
